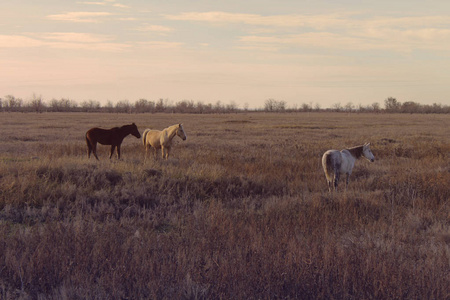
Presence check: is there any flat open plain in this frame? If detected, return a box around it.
[0,112,449,299]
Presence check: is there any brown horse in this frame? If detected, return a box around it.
[85,123,141,160]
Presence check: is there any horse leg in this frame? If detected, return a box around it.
[345,173,350,189]
[161,146,166,159]
[144,145,149,162]
[110,145,116,159]
[334,171,340,191]
[86,135,91,159]
[147,146,157,160]
[92,143,99,160]
[165,147,171,160]
[116,145,121,159]
[87,143,92,159]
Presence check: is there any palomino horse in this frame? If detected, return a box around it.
[321,143,375,192]
[85,123,141,160]
[142,124,187,160]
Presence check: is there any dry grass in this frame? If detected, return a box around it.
[0,112,449,299]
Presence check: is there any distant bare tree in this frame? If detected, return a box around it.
[49,98,77,112]
[345,102,354,112]
[384,97,401,112]
[371,102,381,112]
[4,95,23,112]
[134,99,155,113]
[50,99,61,112]
[332,102,342,112]
[202,102,213,113]
[401,101,420,113]
[300,103,312,112]
[81,100,100,112]
[115,100,131,113]
[264,99,286,112]
[264,99,275,111]
[104,100,114,113]
[314,103,321,111]
[226,101,238,113]
[175,100,195,113]
[214,101,223,112]
[29,94,45,113]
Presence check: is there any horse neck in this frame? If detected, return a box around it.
[119,125,133,138]
[165,125,178,140]
[346,145,364,159]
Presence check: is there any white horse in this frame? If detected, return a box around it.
[142,124,187,160]
[322,143,375,192]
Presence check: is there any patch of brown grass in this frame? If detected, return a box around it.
[0,112,448,299]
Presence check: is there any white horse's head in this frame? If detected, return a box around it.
[177,124,187,141]
[363,143,375,162]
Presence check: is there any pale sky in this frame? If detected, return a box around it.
[1,0,450,108]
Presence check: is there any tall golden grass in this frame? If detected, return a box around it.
[0,112,449,299]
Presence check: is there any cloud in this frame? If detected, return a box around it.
[134,24,174,33]
[137,41,183,49]
[165,11,450,31]
[239,33,366,52]
[163,11,350,29]
[0,32,183,53]
[166,11,450,53]
[38,32,115,43]
[0,33,130,52]
[365,16,450,29]
[0,35,45,48]
[240,29,450,53]
[113,3,129,8]
[76,1,128,8]
[49,41,130,52]
[46,11,113,23]
[76,2,106,5]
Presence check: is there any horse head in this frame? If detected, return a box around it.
[177,124,187,141]
[131,123,141,139]
[363,143,375,162]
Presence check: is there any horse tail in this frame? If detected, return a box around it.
[142,129,150,146]
[85,132,91,149]
[85,132,93,159]
[321,151,334,182]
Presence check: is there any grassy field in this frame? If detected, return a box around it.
[0,112,449,299]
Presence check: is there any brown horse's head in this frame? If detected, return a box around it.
[130,123,141,139]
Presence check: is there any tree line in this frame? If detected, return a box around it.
[1,95,448,114]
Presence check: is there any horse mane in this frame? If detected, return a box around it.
[120,123,134,129]
[165,124,179,138]
[346,145,364,159]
